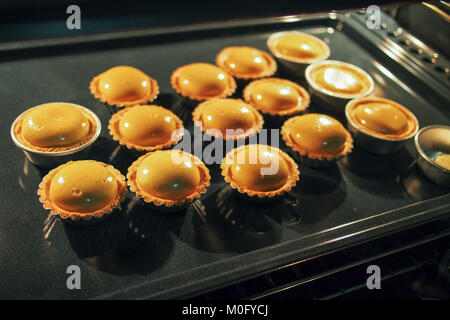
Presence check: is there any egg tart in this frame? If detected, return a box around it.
[38,160,127,222]
[170,63,237,102]
[346,97,418,140]
[281,113,353,167]
[243,78,310,116]
[108,104,184,153]
[305,60,374,112]
[192,98,263,141]
[90,65,159,108]
[12,102,99,154]
[127,150,211,210]
[215,46,277,80]
[345,97,419,154]
[221,144,299,200]
[267,31,330,76]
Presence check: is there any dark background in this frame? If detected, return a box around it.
[0,0,415,42]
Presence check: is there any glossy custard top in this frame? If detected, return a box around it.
[229,144,290,192]
[310,64,371,96]
[270,33,328,62]
[195,98,261,137]
[250,81,301,112]
[243,78,310,115]
[287,114,349,156]
[353,102,409,135]
[49,161,119,213]
[224,47,268,74]
[135,150,202,200]
[21,103,92,148]
[173,63,234,99]
[118,105,179,147]
[98,66,152,102]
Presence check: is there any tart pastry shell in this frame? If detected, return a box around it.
[127,151,211,207]
[170,63,237,102]
[108,105,185,152]
[215,46,277,80]
[192,98,264,141]
[243,77,310,116]
[221,145,300,199]
[281,116,354,161]
[89,70,159,108]
[37,160,128,221]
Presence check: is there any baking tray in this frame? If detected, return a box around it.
[1,11,449,300]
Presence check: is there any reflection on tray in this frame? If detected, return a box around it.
[400,162,450,201]
[175,164,346,254]
[176,185,282,254]
[163,94,193,125]
[286,164,346,224]
[342,144,415,179]
[86,136,136,175]
[339,144,418,198]
[60,196,176,275]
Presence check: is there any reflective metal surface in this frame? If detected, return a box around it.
[415,125,450,187]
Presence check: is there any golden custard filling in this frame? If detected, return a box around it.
[127,150,211,206]
[354,102,409,135]
[99,66,150,101]
[271,33,328,61]
[171,63,236,100]
[243,78,310,116]
[109,105,183,151]
[216,46,276,78]
[192,98,263,139]
[90,65,159,107]
[434,153,450,170]
[310,64,370,95]
[15,103,95,151]
[251,82,300,111]
[289,114,348,155]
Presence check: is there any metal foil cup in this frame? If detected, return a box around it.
[344,99,419,155]
[10,102,102,168]
[267,31,330,77]
[414,125,450,187]
[305,60,374,113]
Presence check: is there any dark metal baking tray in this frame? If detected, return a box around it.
[1,11,449,299]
